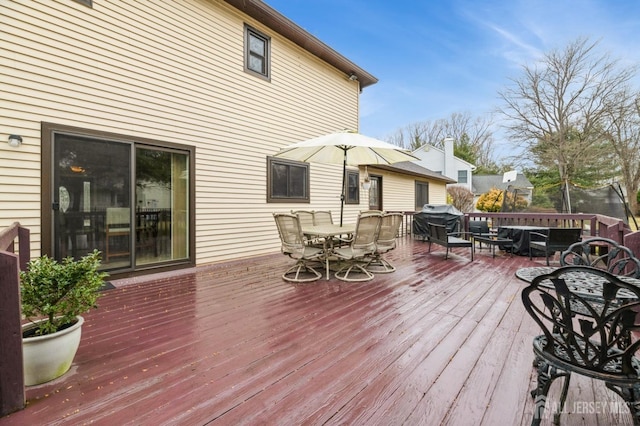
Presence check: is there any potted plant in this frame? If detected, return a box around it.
[20,249,108,386]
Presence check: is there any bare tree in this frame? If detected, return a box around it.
[386,111,496,168]
[602,89,640,214]
[447,185,475,213]
[498,37,637,211]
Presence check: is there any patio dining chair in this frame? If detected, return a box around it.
[292,210,318,245]
[333,211,383,282]
[292,210,315,228]
[273,213,324,283]
[521,266,640,425]
[560,237,640,278]
[313,210,333,225]
[366,212,403,273]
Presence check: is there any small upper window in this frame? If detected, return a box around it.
[457,170,468,184]
[245,25,270,80]
[345,170,360,204]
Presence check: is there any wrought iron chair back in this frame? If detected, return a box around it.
[521,266,640,425]
[560,237,640,278]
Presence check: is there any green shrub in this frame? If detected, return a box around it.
[21,250,108,336]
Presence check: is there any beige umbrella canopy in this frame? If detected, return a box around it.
[274,131,419,225]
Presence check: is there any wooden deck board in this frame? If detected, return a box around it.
[1,238,638,425]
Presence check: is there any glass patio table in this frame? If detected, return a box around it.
[301,224,355,280]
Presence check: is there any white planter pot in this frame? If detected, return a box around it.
[22,316,84,386]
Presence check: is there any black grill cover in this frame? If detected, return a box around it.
[413,204,464,239]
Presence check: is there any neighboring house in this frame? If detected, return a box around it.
[410,138,476,192]
[1,0,447,278]
[472,174,534,210]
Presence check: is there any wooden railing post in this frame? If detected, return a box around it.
[0,223,27,416]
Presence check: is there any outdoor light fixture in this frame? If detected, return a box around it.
[362,166,371,191]
[8,135,22,148]
[348,73,358,81]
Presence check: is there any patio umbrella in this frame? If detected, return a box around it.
[273,131,419,226]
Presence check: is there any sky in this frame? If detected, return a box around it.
[264,0,640,160]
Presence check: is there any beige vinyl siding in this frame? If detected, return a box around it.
[1,0,363,264]
[425,181,448,205]
[366,167,448,212]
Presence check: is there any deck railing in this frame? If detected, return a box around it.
[389,210,635,246]
[0,222,29,415]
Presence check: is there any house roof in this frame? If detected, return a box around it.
[411,144,477,170]
[223,0,378,88]
[472,174,534,195]
[368,162,457,184]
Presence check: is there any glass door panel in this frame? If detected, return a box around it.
[53,136,132,269]
[51,129,191,273]
[135,148,189,266]
[368,176,381,211]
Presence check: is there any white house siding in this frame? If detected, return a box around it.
[411,144,475,193]
[0,0,367,265]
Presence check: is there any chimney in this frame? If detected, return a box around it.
[443,137,455,180]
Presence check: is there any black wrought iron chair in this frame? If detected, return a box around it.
[333,211,382,282]
[529,227,582,265]
[365,212,403,273]
[273,213,324,283]
[521,266,640,425]
[560,237,640,278]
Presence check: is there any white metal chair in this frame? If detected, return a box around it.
[366,212,403,273]
[292,210,318,245]
[313,210,333,225]
[273,213,324,283]
[292,210,315,228]
[333,211,382,282]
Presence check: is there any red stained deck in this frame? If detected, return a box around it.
[1,238,636,425]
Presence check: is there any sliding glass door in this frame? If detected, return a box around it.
[51,131,190,272]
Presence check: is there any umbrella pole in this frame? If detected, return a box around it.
[340,149,347,226]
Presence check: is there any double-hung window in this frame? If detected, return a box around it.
[345,170,360,204]
[245,25,270,79]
